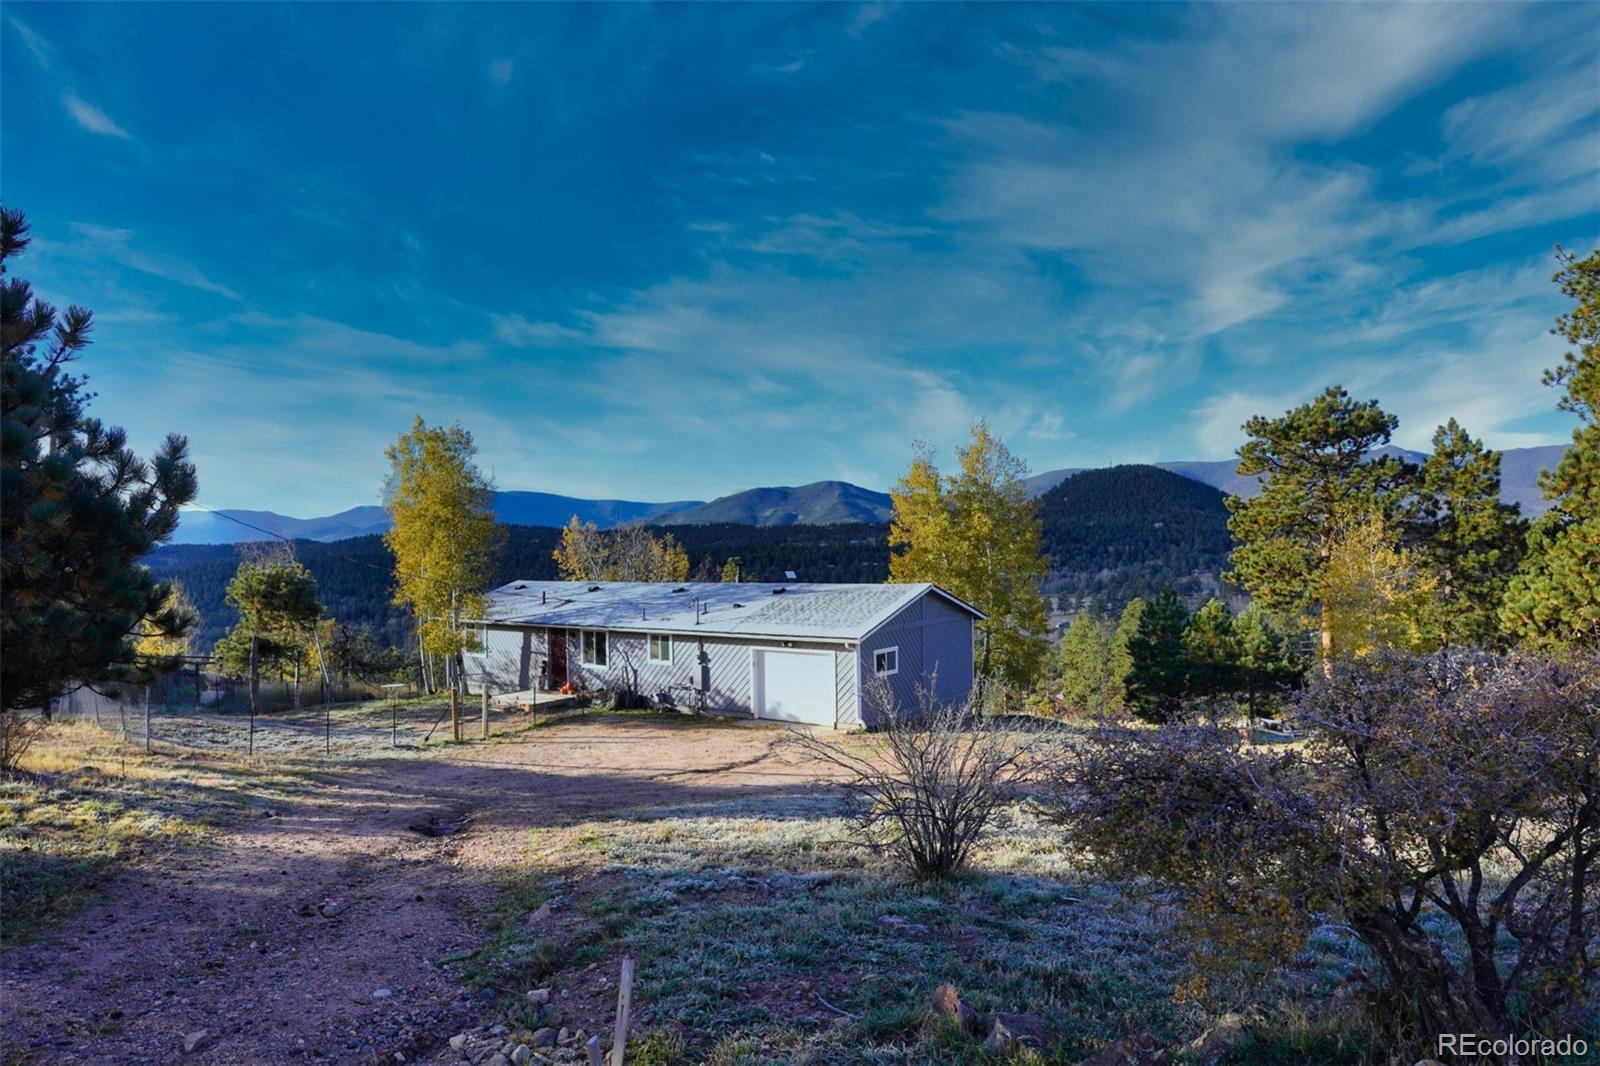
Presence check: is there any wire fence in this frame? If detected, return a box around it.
[47,678,542,760]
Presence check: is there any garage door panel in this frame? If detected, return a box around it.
[754,650,835,725]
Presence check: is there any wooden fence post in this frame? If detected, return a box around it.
[450,687,461,742]
[609,955,634,1066]
[143,686,151,754]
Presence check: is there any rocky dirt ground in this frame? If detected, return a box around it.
[1,710,837,1065]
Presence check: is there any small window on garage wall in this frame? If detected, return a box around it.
[582,630,608,666]
[874,646,899,677]
[648,633,672,664]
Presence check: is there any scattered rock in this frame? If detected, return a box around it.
[531,1027,557,1048]
[983,1018,1015,1056]
[879,914,931,937]
[181,1030,209,1054]
[372,988,392,999]
[509,1045,532,1065]
[527,901,552,926]
[489,1025,508,1037]
[1076,1033,1173,1066]
[992,1011,1057,1049]
[1186,1011,1251,1066]
[929,983,982,1033]
[525,988,550,1005]
[319,899,346,918]
[449,1033,469,1051]
[486,1056,509,1066]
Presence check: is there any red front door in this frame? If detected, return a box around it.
[547,628,567,689]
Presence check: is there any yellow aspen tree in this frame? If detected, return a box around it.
[384,417,503,714]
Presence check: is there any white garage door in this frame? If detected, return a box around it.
[753,649,835,725]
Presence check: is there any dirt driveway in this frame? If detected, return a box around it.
[1,713,840,1065]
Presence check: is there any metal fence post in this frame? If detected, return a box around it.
[481,688,490,741]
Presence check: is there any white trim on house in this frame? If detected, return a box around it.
[581,629,608,667]
[648,633,673,664]
[873,645,900,677]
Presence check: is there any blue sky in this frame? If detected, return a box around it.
[3,3,1596,514]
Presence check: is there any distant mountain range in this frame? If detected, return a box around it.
[170,481,893,544]
[170,445,1566,545]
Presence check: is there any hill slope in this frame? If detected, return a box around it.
[1036,464,1234,608]
[1025,443,1566,517]
[660,481,891,526]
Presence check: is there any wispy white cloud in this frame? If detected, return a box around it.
[491,313,588,347]
[64,92,132,139]
[65,223,239,299]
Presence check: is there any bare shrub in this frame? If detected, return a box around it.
[791,678,1043,879]
[1049,650,1600,1049]
[0,708,46,775]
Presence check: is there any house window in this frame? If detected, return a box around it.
[581,630,608,667]
[648,634,672,664]
[874,646,899,677]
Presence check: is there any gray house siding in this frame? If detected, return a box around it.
[471,624,855,725]
[467,586,976,730]
[857,594,974,722]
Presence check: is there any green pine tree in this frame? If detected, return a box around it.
[1057,611,1115,716]
[1182,597,1239,717]
[1,209,199,717]
[1126,589,1189,723]
[1108,597,1143,714]
[1233,606,1305,733]
[1501,248,1600,649]
[1406,419,1525,651]
[1226,386,1410,670]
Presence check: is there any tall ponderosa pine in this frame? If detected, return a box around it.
[384,417,503,701]
[1406,419,1524,650]
[1501,248,1600,649]
[1,209,198,715]
[1125,588,1189,723]
[1226,386,1409,670]
[889,420,1050,699]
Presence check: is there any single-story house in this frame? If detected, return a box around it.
[462,580,984,728]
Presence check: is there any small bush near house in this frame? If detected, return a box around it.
[1049,650,1600,1056]
[789,679,1045,879]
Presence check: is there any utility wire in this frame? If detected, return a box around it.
[181,502,392,573]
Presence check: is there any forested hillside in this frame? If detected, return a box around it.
[1034,465,1234,609]
[149,468,1235,653]
[147,523,891,653]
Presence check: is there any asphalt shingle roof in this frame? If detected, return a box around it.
[473,580,981,642]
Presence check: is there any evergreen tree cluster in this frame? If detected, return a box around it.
[1052,591,1305,725]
